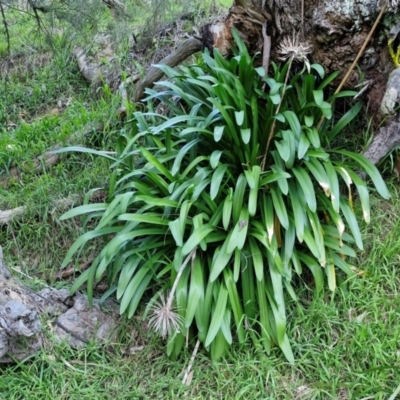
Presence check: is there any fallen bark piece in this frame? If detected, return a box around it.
[380,67,400,116]
[363,117,400,164]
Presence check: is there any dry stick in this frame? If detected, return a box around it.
[182,339,201,385]
[0,2,10,57]
[133,37,202,102]
[262,22,271,74]
[166,249,196,310]
[301,0,305,41]
[317,0,389,129]
[0,194,83,225]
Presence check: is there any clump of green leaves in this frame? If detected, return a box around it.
[60,30,389,361]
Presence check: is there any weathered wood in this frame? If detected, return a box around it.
[132,37,202,102]
[0,195,80,225]
[364,118,400,164]
[0,190,107,225]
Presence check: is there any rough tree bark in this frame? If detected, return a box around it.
[201,0,400,164]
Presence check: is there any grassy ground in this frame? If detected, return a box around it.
[1,1,400,399]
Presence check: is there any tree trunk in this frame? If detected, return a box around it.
[202,0,400,163]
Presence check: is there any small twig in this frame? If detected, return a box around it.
[167,249,196,310]
[262,22,271,74]
[0,1,11,57]
[7,223,22,266]
[301,0,304,41]
[317,0,389,129]
[11,266,53,289]
[182,339,201,385]
[55,319,89,345]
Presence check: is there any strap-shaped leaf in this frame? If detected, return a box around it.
[140,147,174,181]
[324,235,357,257]
[292,167,316,212]
[340,199,363,250]
[334,150,390,200]
[61,203,108,220]
[127,271,153,318]
[169,219,183,247]
[223,188,233,230]
[210,164,228,200]
[182,224,214,256]
[307,210,326,266]
[326,101,362,141]
[227,207,249,253]
[260,194,275,244]
[304,157,330,196]
[282,110,301,139]
[298,132,310,160]
[235,110,245,126]
[303,226,322,261]
[248,187,258,217]
[325,251,336,292]
[324,160,340,213]
[62,227,123,268]
[298,252,324,293]
[256,276,272,353]
[249,236,264,281]
[171,138,202,176]
[205,286,228,347]
[210,236,234,282]
[185,256,204,327]
[224,269,245,343]
[117,257,142,299]
[232,173,247,225]
[345,168,370,223]
[118,213,169,225]
[271,187,289,229]
[214,125,225,142]
[304,127,321,148]
[210,150,223,169]
[240,128,251,144]
[120,265,151,314]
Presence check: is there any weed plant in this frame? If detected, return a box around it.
[60,31,389,362]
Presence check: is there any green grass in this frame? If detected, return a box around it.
[2,186,400,399]
[1,1,400,398]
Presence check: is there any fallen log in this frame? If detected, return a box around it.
[132,37,202,102]
[0,190,106,225]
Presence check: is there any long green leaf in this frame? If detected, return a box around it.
[182,224,214,256]
[205,286,228,347]
[333,150,390,199]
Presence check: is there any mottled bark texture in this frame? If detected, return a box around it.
[202,0,400,163]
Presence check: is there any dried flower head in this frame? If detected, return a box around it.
[148,292,183,339]
[276,33,312,71]
[389,0,399,12]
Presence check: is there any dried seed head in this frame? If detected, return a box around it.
[389,0,399,12]
[276,33,312,71]
[148,292,183,339]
